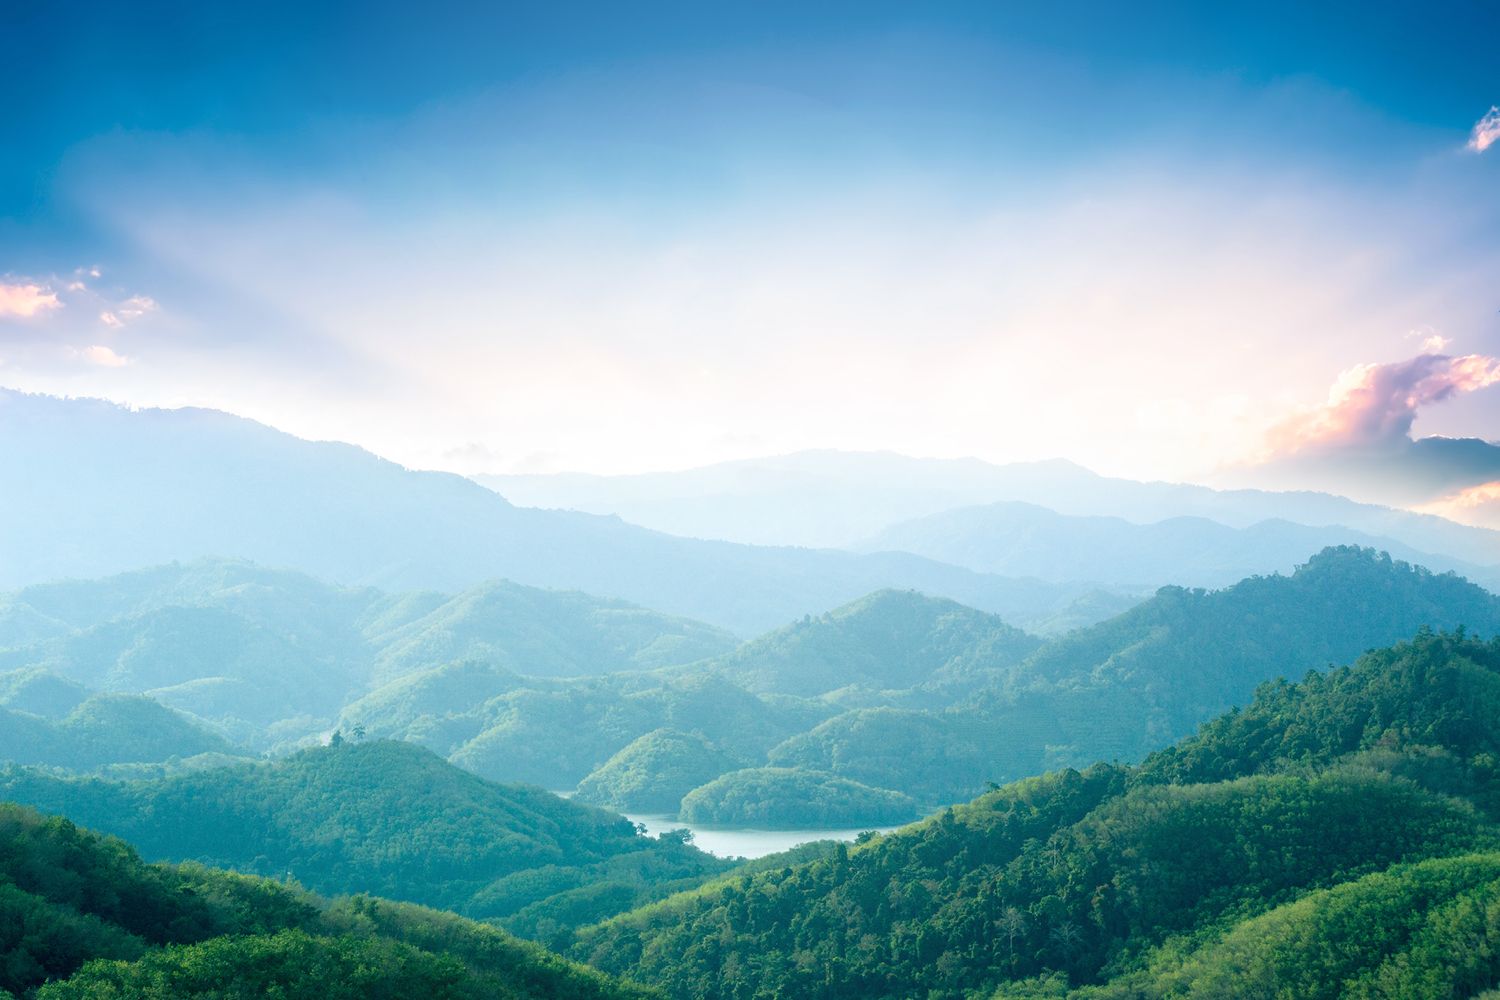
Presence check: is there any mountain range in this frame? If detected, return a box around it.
[478,449,1500,563]
[0,391,1130,635]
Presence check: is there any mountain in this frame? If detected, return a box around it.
[859,501,1500,590]
[0,694,235,771]
[368,581,738,685]
[573,729,749,814]
[343,666,831,791]
[571,630,1500,999]
[768,547,1500,801]
[0,740,731,938]
[695,589,1043,700]
[0,559,749,750]
[0,391,1134,635]
[0,799,653,999]
[476,449,1500,564]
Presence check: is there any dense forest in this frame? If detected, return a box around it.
[0,741,734,942]
[0,799,657,999]
[572,631,1500,998]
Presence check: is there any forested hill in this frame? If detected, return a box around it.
[0,558,740,751]
[0,740,732,938]
[0,801,655,999]
[772,547,1500,802]
[1001,544,1500,753]
[696,589,1043,699]
[572,631,1500,999]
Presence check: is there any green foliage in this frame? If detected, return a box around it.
[0,559,740,756]
[0,741,730,937]
[369,581,737,685]
[1074,853,1500,1000]
[779,548,1500,802]
[574,631,1500,999]
[0,693,235,771]
[701,589,1042,699]
[574,729,746,814]
[0,799,652,999]
[677,767,920,828]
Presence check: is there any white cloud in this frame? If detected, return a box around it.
[100,311,123,328]
[1469,106,1500,153]
[0,282,62,318]
[69,344,132,368]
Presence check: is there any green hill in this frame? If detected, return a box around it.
[0,693,236,771]
[700,589,1042,699]
[571,630,1500,999]
[0,740,731,938]
[0,559,744,754]
[677,767,921,828]
[771,547,1500,801]
[370,582,737,684]
[345,668,830,791]
[574,729,747,814]
[0,800,654,999]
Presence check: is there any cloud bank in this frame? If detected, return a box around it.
[1268,352,1500,454]
[1246,350,1500,508]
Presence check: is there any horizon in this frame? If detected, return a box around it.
[2,1,1498,524]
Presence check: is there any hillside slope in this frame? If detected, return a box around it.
[698,589,1042,700]
[0,800,654,999]
[0,740,732,936]
[573,630,1500,999]
[772,547,1500,800]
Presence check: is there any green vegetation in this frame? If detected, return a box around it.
[369,581,737,685]
[355,670,830,791]
[0,559,742,755]
[0,740,732,941]
[0,799,654,999]
[698,589,1042,699]
[0,693,235,771]
[574,729,746,814]
[572,631,1500,999]
[773,547,1500,801]
[1069,853,1500,1000]
[678,767,921,828]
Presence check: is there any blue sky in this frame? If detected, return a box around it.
[3,1,1499,514]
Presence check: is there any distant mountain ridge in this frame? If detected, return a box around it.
[478,449,1500,564]
[0,390,1131,634]
[858,500,1500,590]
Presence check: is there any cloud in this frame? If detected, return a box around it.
[0,282,62,318]
[100,295,158,328]
[1417,480,1500,530]
[1469,107,1500,153]
[68,345,132,368]
[1242,350,1500,508]
[1268,351,1500,455]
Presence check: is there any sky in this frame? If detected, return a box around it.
[3,1,1500,518]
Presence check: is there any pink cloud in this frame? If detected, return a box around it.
[1470,107,1500,153]
[68,345,132,368]
[1269,351,1500,455]
[1417,480,1500,530]
[0,282,62,318]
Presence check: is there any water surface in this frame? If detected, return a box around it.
[627,813,901,859]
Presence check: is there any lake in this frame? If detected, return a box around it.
[626,813,901,859]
